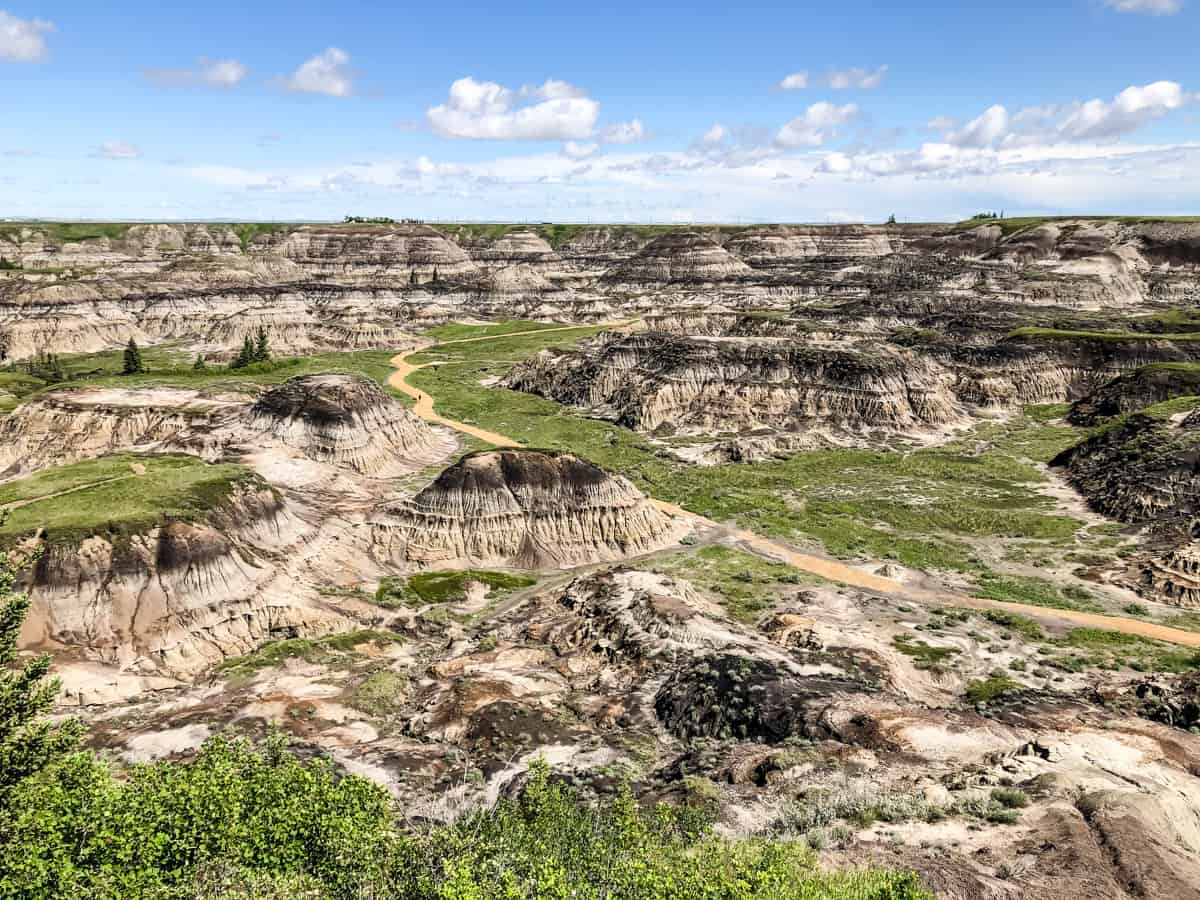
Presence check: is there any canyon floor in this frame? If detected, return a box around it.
[5,219,1200,898]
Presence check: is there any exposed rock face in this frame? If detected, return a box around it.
[262,224,478,282]
[603,232,752,284]
[19,484,342,678]
[467,230,560,267]
[1143,543,1200,608]
[505,331,964,439]
[724,225,901,267]
[654,653,865,742]
[1068,363,1200,425]
[373,449,684,568]
[0,387,242,477]
[1051,410,1200,531]
[0,380,449,481]
[249,374,440,475]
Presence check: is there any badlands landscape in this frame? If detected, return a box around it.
[6,216,1200,897]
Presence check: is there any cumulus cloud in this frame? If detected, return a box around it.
[948,81,1189,148]
[562,140,598,159]
[778,71,809,90]
[601,118,646,144]
[145,57,247,88]
[1104,0,1183,13]
[776,102,859,147]
[0,10,54,62]
[828,65,888,89]
[284,48,353,97]
[427,77,600,140]
[90,141,142,160]
[701,123,728,145]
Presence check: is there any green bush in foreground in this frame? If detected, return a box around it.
[0,740,930,899]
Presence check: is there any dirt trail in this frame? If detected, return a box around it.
[1,473,138,513]
[390,329,1200,650]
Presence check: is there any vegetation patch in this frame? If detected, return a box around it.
[375,569,536,608]
[649,545,823,623]
[892,634,960,671]
[0,453,260,548]
[1049,627,1200,674]
[972,572,1102,612]
[965,676,1022,704]
[348,670,409,718]
[216,630,404,679]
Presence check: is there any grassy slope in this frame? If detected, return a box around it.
[0,453,259,546]
[406,326,1096,577]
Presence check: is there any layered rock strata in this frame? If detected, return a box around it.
[505,331,964,438]
[373,449,684,568]
[249,374,441,475]
[19,483,340,678]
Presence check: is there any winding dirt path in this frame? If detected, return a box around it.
[390,328,1200,649]
[1,472,138,513]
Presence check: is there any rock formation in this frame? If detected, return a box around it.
[1143,543,1200,608]
[505,331,964,439]
[603,232,752,284]
[18,482,341,679]
[1068,363,1200,425]
[249,374,441,475]
[373,449,685,568]
[1051,410,1200,531]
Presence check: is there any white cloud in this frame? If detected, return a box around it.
[200,58,247,87]
[90,141,142,160]
[828,65,888,89]
[815,152,853,174]
[1104,0,1183,13]
[601,118,645,144]
[776,102,859,147]
[562,140,598,159]
[145,56,247,88]
[926,115,957,130]
[701,123,728,145]
[948,81,1189,148]
[0,10,54,63]
[1058,80,1186,139]
[948,104,1010,148]
[284,48,353,97]
[779,71,809,90]
[427,76,600,140]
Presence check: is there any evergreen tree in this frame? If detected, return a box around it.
[252,326,271,363]
[121,338,144,375]
[192,354,207,371]
[231,335,255,370]
[0,544,83,803]
[886,213,897,225]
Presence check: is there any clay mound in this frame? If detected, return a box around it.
[603,231,752,284]
[653,652,863,742]
[265,224,479,282]
[533,569,751,660]
[470,230,560,265]
[1068,364,1200,426]
[250,374,441,475]
[377,448,683,568]
[1051,411,1200,531]
[20,483,341,679]
[505,331,964,438]
[1143,543,1200,608]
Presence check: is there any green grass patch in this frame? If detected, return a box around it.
[216,629,404,679]
[0,453,260,547]
[375,569,537,608]
[892,634,960,671]
[1007,326,1200,343]
[348,670,409,718]
[408,325,1092,574]
[649,545,822,623]
[965,676,1022,704]
[972,572,1102,612]
[1049,627,1200,674]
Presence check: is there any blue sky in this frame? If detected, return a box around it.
[2,0,1198,222]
